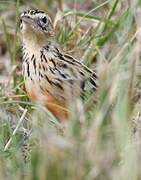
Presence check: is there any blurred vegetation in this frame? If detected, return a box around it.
[0,0,141,179]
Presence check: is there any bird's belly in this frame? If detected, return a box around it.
[24,77,65,106]
[25,78,47,103]
[25,79,39,101]
[24,78,68,121]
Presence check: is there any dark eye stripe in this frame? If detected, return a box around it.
[37,22,47,31]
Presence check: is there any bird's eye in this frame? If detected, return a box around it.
[41,16,47,24]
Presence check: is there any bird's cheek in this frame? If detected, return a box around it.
[21,22,28,33]
[21,22,34,36]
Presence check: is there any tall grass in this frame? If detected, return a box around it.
[0,0,141,179]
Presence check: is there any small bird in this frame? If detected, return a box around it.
[20,9,97,121]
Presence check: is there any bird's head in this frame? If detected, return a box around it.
[20,9,54,43]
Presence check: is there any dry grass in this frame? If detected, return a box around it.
[0,0,141,179]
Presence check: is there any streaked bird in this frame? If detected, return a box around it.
[20,9,97,121]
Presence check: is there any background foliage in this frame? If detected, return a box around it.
[0,0,141,179]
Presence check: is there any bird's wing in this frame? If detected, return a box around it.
[41,46,97,96]
[51,46,97,90]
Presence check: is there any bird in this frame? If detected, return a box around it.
[20,9,97,122]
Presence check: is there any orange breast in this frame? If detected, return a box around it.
[25,85,68,122]
[44,96,68,122]
[26,89,37,101]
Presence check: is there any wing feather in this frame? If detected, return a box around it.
[42,46,97,91]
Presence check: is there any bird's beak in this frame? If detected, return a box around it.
[20,14,32,24]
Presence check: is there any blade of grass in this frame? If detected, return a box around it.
[1,19,13,61]
[101,0,119,32]
[82,7,130,65]
[12,0,20,65]
[74,11,116,25]
[64,0,110,41]
[12,0,20,88]
[4,108,27,151]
